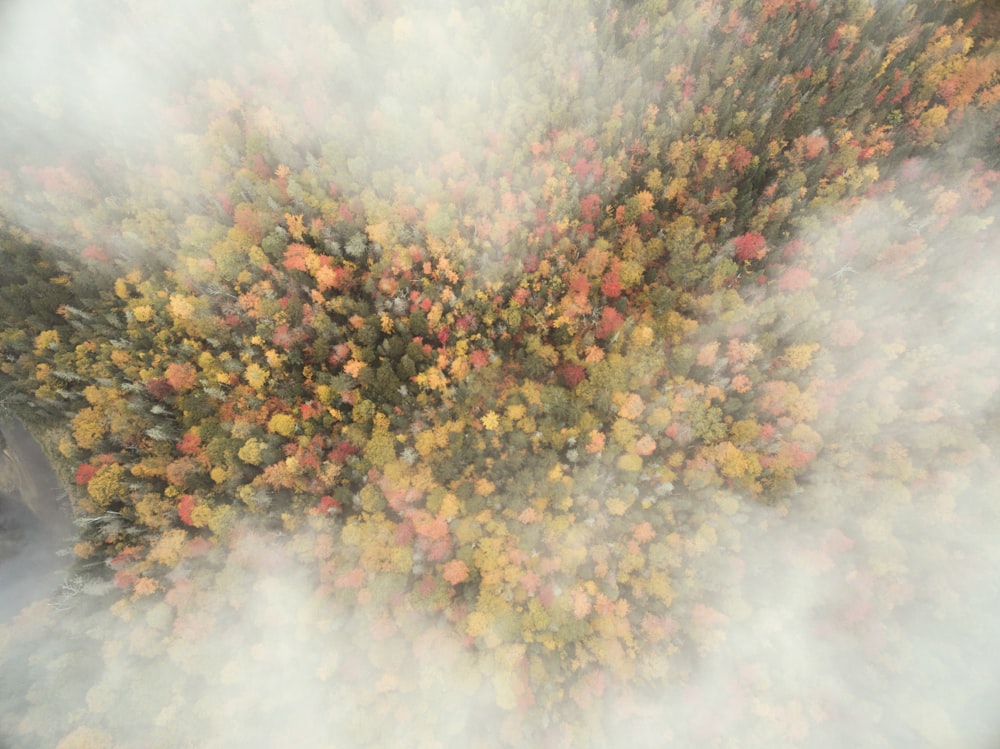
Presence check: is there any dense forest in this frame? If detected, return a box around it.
[1,0,1000,746]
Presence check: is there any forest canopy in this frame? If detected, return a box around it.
[1,0,1000,746]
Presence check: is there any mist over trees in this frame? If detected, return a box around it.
[1,0,1000,746]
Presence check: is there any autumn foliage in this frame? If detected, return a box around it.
[1,0,999,746]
